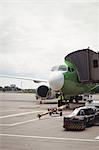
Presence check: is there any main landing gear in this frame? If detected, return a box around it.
[58,95,83,107]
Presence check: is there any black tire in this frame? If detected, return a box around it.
[60,112,62,116]
[58,100,62,107]
[70,96,74,103]
[49,112,52,116]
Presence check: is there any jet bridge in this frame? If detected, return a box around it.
[65,48,99,83]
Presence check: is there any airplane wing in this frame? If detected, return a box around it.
[0,75,48,83]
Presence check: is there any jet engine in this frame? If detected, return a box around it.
[36,84,56,100]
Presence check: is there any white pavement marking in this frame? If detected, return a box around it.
[0,124,12,127]
[0,134,99,142]
[0,110,16,113]
[10,118,39,126]
[19,105,40,109]
[0,118,39,127]
[95,136,99,140]
[0,110,43,119]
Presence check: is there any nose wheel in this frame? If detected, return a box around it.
[58,100,63,107]
[58,93,64,107]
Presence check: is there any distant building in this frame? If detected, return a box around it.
[10,84,16,89]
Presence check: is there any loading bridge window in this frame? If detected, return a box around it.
[93,59,98,68]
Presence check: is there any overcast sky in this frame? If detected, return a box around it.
[0,0,99,88]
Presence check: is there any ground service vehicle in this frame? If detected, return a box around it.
[63,106,97,131]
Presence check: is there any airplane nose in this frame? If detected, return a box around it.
[49,72,64,91]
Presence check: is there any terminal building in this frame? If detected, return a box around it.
[65,48,99,83]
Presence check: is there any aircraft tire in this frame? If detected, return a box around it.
[58,100,63,107]
[60,111,62,116]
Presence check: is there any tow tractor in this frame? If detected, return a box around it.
[63,106,99,131]
[37,98,99,131]
[37,105,66,119]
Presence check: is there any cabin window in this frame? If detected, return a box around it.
[93,59,98,68]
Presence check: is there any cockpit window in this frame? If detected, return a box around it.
[58,65,68,71]
[51,66,59,71]
[51,65,68,72]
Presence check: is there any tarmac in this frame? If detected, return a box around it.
[0,93,99,150]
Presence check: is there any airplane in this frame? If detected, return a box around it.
[0,49,99,106]
[49,59,99,104]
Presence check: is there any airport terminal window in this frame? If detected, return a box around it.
[93,59,98,68]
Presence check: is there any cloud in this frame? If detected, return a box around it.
[0,1,98,87]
